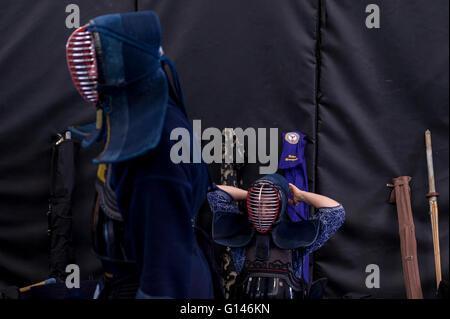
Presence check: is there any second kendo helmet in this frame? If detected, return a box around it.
[213,174,321,250]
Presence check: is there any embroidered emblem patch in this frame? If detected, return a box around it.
[285,132,300,144]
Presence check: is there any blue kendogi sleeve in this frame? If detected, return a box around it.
[304,205,346,255]
[207,186,247,274]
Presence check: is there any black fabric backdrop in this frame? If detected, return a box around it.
[314,0,449,298]
[0,0,448,298]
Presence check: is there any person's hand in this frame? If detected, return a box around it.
[288,183,341,208]
[217,185,248,201]
[288,183,305,206]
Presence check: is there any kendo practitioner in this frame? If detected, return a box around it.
[207,174,345,299]
[66,11,219,299]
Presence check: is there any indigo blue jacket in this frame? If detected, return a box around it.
[110,102,214,298]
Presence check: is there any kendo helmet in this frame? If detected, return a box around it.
[246,174,290,233]
[212,173,320,250]
[65,11,186,164]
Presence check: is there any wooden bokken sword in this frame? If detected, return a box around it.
[425,130,442,289]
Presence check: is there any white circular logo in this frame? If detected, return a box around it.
[285,132,300,144]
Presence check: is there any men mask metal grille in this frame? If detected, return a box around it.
[247,182,280,233]
[66,25,99,105]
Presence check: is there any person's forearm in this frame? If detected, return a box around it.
[296,190,340,208]
[217,185,248,201]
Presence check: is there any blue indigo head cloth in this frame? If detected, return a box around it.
[279,132,310,222]
[278,131,311,283]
